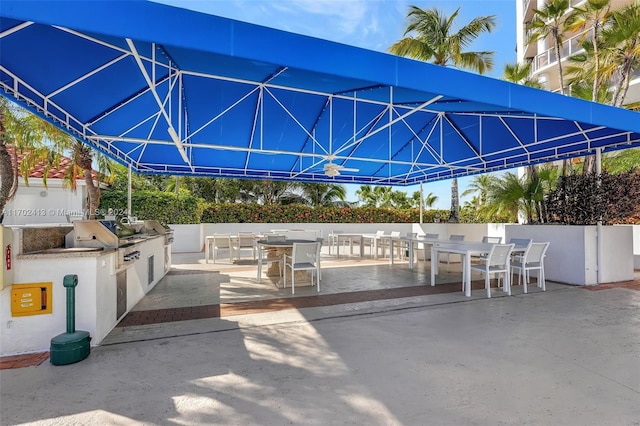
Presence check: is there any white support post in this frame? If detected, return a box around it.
[596,148,602,284]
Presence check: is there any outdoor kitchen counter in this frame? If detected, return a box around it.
[2,232,171,356]
[17,234,165,257]
[17,247,116,259]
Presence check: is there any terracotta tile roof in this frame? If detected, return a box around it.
[6,145,99,180]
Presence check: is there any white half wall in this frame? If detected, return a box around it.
[506,225,634,286]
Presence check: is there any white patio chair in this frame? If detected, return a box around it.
[209,234,233,264]
[508,238,533,266]
[421,233,439,260]
[329,230,343,255]
[470,243,515,298]
[511,242,549,293]
[443,234,465,269]
[473,236,503,263]
[233,233,257,261]
[482,236,502,243]
[257,241,283,283]
[283,242,321,294]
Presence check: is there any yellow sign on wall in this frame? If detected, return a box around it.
[11,282,53,316]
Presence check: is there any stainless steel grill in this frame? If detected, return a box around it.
[71,220,143,269]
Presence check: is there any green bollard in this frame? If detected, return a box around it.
[50,274,91,365]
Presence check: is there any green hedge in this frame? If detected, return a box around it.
[100,190,450,224]
[100,190,204,224]
[201,202,450,224]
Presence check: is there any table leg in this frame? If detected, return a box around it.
[205,238,212,263]
[464,253,471,297]
[390,239,395,265]
[408,241,414,270]
[430,246,438,286]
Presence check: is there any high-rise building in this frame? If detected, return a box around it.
[515,0,639,104]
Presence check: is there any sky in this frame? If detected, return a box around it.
[155,0,517,208]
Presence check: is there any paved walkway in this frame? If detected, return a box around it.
[1,252,639,425]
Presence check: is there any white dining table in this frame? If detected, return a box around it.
[401,236,450,269]
[430,241,524,297]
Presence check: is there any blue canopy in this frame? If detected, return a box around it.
[2,0,640,185]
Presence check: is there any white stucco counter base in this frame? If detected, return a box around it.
[0,235,169,356]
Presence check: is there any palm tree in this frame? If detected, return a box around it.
[484,172,527,223]
[601,2,640,107]
[461,174,498,208]
[564,43,614,104]
[566,0,612,103]
[424,191,438,208]
[374,186,394,208]
[1,99,115,220]
[411,190,438,209]
[0,105,16,216]
[389,6,496,223]
[68,140,102,219]
[527,0,571,96]
[356,185,378,207]
[297,183,348,207]
[503,62,544,88]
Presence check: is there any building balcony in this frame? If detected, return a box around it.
[531,29,588,74]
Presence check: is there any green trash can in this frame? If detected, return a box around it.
[50,275,91,365]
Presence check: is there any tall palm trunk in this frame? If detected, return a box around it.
[592,24,601,102]
[75,144,99,219]
[553,28,566,96]
[613,56,634,107]
[448,178,459,223]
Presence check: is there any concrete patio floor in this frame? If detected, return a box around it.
[1,249,639,425]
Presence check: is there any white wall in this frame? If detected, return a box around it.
[506,225,634,286]
[629,225,640,269]
[3,179,87,225]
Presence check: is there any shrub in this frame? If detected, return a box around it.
[100,190,204,224]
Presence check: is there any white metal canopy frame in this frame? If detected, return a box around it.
[2,1,640,186]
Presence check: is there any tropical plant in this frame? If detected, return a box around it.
[0,99,116,220]
[503,62,544,88]
[601,2,640,107]
[295,183,348,207]
[483,172,526,223]
[355,185,393,208]
[389,5,496,223]
[410,190,438,209]
[461,174,498,208]
[527,0,571,96]
[566,0,612,103]
[0,102,17,216]
[602,147,640,173]
[546,170,640,225]
[423,191,439,208]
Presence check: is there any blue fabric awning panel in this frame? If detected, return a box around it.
[2,0,640,185]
